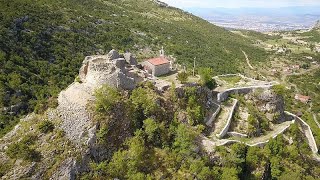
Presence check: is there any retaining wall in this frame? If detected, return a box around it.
[216,99,238,139]
[217,84,274,102]
[285,111,319,154]
[215,113,319,155]
[205,103,221,127]
[227,132,248,138]
[217,120,293,147]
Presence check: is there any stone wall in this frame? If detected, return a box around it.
[150,63,170,77]
[216,99,238,139]
[215,112,319,155]
[227,132,248,138]
[217,85,274,102]
[79,51,137,90]
[285,111,319,154]
[216,120,293,147]
[205,102,221,127]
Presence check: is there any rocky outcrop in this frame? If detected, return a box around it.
[1,102,27,115]
[154,0,169,7]
[59,50,139,144]
[124,52,138,66]
[50,158,77,180]
[53,50,140,179]
[107,49,120,60]
[250,89,286,122]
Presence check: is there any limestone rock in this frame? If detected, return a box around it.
[250,89,285,122]
[107,49,120,60]
[114,58,126,70]
[50,158,76,180]
[124,52,138,65]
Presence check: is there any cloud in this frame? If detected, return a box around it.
[161,0,320,8]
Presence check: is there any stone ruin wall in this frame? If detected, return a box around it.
[217,84,274,102]
[285,111,319,154]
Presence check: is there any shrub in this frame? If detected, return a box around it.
[95,85,122,113]
[272,85,286,96]
[75,76,82,83]
[198,67,216,89]
[0,164,9,177]
[5,137,41,162]
[38,120,55,133]
[177,72,188,84]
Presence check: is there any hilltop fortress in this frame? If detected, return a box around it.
[78,50,139,90]
[1,49,319,179]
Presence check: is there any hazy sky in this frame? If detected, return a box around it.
[161,0,320,8]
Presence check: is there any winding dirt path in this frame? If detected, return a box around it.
[313,114,320,128]
[242,50,254,70]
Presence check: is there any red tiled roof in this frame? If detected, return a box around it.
[147,57,169,66]
[295,94,311,102]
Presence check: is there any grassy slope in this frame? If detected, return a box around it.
[300,29,320,42]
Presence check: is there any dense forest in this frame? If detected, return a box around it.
[0,0,269,136]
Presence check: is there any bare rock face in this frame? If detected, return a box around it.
[62,50,138,143]
[50,158,76,180]
[114,58,126,70]
[53,50,139,179]
[251,89,286,122]
[124,52,138,65]
[107,49,120,60]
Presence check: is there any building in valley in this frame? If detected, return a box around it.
[295,94,311,104]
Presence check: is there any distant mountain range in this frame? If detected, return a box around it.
[185,6,320,32]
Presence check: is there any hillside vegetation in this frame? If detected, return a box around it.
[0,0,269,136]
[78,84,320,179]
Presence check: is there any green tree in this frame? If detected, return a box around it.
[95,85,122,113]
[107,133,147,178]
[221,167,239,180]
[8,73,22,89]
[186,96,203,125]
[198,67,216,89]
[188,159,211,180]
[5,136,41,162]
[143,118,161,145]
[173,124,198,155]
